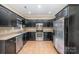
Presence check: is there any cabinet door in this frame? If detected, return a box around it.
[44,32,51,41]
[0,5,18,27]
[0,6,10,26]
[5,38,16,54]
[10,14,17,27]
[23,33,28,44]
[31,32,35,41]
[48,32,53,41]
[0,5,16,27]
[0,41,5,54]
[56,7,68,20]
[63,7,68,17]
[44,32,47,40]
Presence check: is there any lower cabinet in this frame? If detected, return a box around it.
[44,32,48,40]
[27,32,35,41]
[5,37,16,54]
[22,33,30,45]
[30,32,35,41]
[0,34,23,54]
[0,37,16,54]
[0,41,6,53]
[44,32,53,41]
[23,33,27,45]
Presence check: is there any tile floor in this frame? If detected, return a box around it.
[19,41,58,54]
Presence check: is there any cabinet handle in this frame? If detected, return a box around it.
[10,40,13,42]
[14,41,16,43]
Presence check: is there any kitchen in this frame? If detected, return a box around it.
[0,4,79,54]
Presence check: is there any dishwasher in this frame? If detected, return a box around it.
[16,34,23,53]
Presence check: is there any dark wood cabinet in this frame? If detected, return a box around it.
[44,32,53,41]
[0,34,24,54]
[23,33,27,45]
[0,37,16,54]
[0,5,24,27]
[0,41,5,53]
[0,5,15,27]
[23,32,36,41]
[10,14,18,27]
[0,5,11,26]
[5,37,16,54]
[31,32,36,40]
[28,32,36,41]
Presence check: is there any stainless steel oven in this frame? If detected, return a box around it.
[36,23,43,40]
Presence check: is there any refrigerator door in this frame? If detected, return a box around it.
[53,17,64,54]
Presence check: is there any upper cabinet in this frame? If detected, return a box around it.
[0,5,24,27]
[0,5,11,27]
[56,5,79,20]
[55,6,68,19]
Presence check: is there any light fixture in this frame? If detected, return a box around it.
[48,11,51,14]
[24,6,27,9]
[28,11,31,14]
[37,5,41,8]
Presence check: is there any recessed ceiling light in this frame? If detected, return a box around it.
[48,11,51,14]
[38,5,41,8]
[28,11,31,14]
[24,6,27,8]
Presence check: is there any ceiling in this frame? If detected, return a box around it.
[2,4,67,20]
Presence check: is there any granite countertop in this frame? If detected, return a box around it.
[0,27,53,40]
[24,27,36,32]
[0,31,25,40]
[25,27,53,32]
[43,27,53,32]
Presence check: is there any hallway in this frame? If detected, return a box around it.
[19,41,57,54]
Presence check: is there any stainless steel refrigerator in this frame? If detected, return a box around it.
[53,17,64,54]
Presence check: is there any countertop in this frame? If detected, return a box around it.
[0,31,25,40]
[24,27,36,32]
[24,27,53,32]
[43,27,53,32]
[0,27,53,40]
